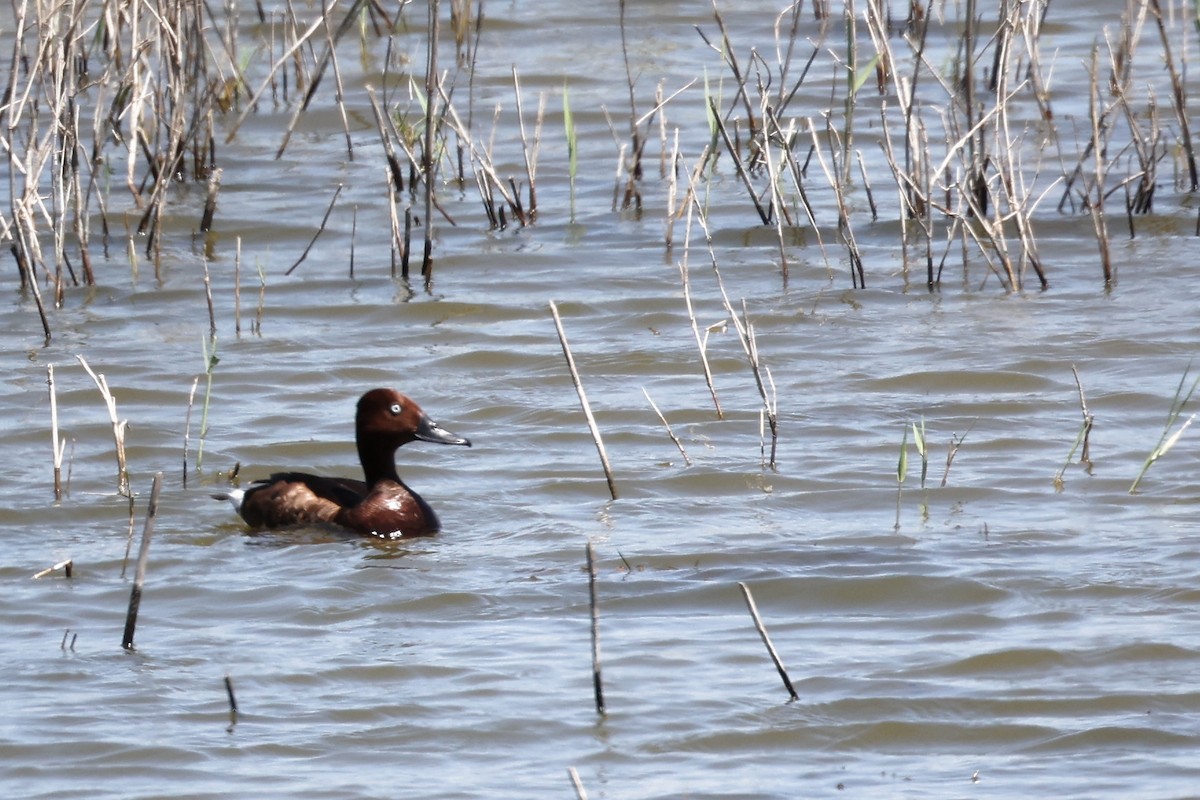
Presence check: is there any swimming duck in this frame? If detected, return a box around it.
[215,388,471,538]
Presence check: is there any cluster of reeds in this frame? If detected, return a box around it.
[2,0,234,333]
[637,0,1195,292]
[7,1,1190,325]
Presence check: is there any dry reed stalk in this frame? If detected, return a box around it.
[749,325,779,470]
[387,174,402,276]
[123,472,163,651]
[771,1,825,114]
[987,3,1050,290]
[402,207,414,278]
[738,298,780,469]
[253,259,267,336]
[877,105,931,282]
[322,4,355,160]
[549,301,618,500]
[677,177,724,419]
[227,0,335,141]
[1086,47,1114,285]
[611,141,627,211]
[642,388,692,466]
[764,109,826,258]
[234,237,243,336]
[224,673,239,713]
[940,427,970,488]
[958,178,1016,291]
[959,0,988,220]
[806,120,865,287]
[1055,365,1095,489]
[438,97,526,228]
[585,540,606,715]
[202,259,217,339]
[350,204,357,278]
[737,582,798,701]
[76,355,130,497]
[855,149,879,221]
[756,96,791,282]
[47,364,65,500]
[284,184,344,275]
[199,168,223,233]
[1103,29,1163,221]
[839,0,860,186]
[567,767,589,800]
[421,0,440,277]
[693,191,779,462]
[183,375,200,488]
[616,0,644,211]
[225,673,239,731]
[698,2,758,140]
[708,99,772,225]
[511,67,542,221]
[32,559,73,579]
[365,85,412,195]
[664,130,682,248]
[274,0,368,159]
[1147,0,1197,190]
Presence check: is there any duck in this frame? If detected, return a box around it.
[214,388,471,539]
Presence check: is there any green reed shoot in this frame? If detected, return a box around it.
[912,417,929,489]
[196,336,220,472]
[1130,364,1200,493]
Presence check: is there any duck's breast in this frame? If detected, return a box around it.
[335,480,440,538]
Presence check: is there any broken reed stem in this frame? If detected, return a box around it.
[512,66,539,221]
[586,540,606,715]
[47,364,64,500]
[678,167,724,419]
[1071,364,1094,464]
[183,375,201,488]
[199,167,222,232]
[284,183,344,275]
[234,237,242,336]
[122,472,163,651]
[642,388,692,466]
[32,559,73,579]
[737,582,798,701]
[567,767,589,800]
[224,673,239,713]
[940,421,975,488]
[224,673,239,730]
[75,355,130,497]
[1055,370,1095,490]
[549,300,618,501]
[350,204,358,278]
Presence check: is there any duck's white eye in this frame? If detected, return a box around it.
[390,402,403,415]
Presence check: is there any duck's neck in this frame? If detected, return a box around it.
[358,439,401,486]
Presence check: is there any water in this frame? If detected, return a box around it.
[4,1,1200,797]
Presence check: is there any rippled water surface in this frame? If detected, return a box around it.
[4,1,1200,798]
